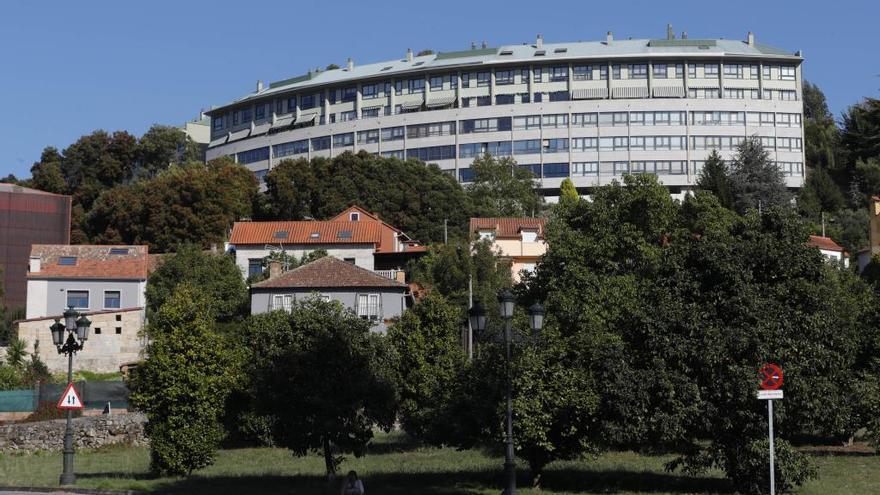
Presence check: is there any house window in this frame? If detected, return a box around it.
[344,258,355,264]
[104,291,121,309]
[350,212,360,221]
[67,290,89,309]
[272,294,294,312]
[248,259,263,278]
[59,256,77,266]
[357,294,380,320]
[116,327,122,334]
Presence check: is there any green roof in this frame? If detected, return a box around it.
[269,73,312,89]
[435,47,497,60]
[648,39,717,48]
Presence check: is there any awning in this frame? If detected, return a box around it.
[571,87,609,100]
[723,80,759,89]
[426,95,456,108]
[228,128,250,142]
[400,98,424,110]
[295,113,317,125]
[611,86,649,99]
[271,115,295,129]
[209,135,228,147]
[762,84,794,91]
[652,86,685,98]
[251,122,271,136]
[687,81,720,89]
[360,103,384,110]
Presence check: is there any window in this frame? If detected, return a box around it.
[541,114,568,128]
[381,126,405,141]
[407,122,455,138]
[459,141,512,158]
[238,108,252,123]
[780,66,796,80]
[612,65,621,79]
[406,145,456,161]
[543,138,568,153]
[675,64,684,78]
[532,92,543,103]
[357,294,380,320]
[599,112,628,126]
[496,94,515,105]
[653,64,668,79]
[513,139,541,155]
[109,248,129,255]
[477,72,491,87]
[572,137,598,151]
[361,107,380,119]
[704,64,719,76]
[274,139,309,158]
[550,66,568,81]
[67,290,89,309]
[362,83,378,98]
[519,164,541,177]
[459,168,475,182]
[572,113,598,127]
[273,230,289,239]
[548,91,569,102]
[255,104,265,120]
[212,116,224,131]
[750,65,760,80]
[476,95,492,106]
[542,163,569,178]
[357,129,380,144]
[248,259,263,278]
[573,65,592,80]
[237,147,270,164]
[532,67,543,83]
[59,256,77,266]
[495,70,514,85]
[460,117,511,133]
[688,64,696,78]
[344,257,355,264]
[333,133,354,147]
[572,162,598,176]
[104,291,121,309]
[311,136,331,151]
[628,64,647,79]
[450,76,458,89]
[461,73,470,88]
[408,78,425,93]
[763,65,772,79]
[513,115,541,130]
[599,65,608,80]
[94,327,101,335]
[300,94,316,109]
[337,230,353,239]
[115,327,122,334]
[724,64,743,79]
[430,76,443,90]
[340,110,357,122]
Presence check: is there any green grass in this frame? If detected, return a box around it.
[0,433,876,494]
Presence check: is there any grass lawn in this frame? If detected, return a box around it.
[0,433,876,494]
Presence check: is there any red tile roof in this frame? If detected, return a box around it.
[469,217,547,239]
[251,256,408,290]
[807,235,846,253]
[230,220,382,245]
[28,245,149,280]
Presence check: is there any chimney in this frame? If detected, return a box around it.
[536,34,543,49]
[29,256,41,273]
[682,31,688,40]
[747,31,755,46]
[347,57,354,71]
[606,31,613,44]
[268,260,282,279]
[406,48,413,62]
[256,80,263,92]
[395,270,406,284]
[667,24,674,40]
[481,40,488,49]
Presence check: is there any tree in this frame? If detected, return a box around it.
[696,150,734,209]
[325,63,340,70]
[29,147,67,194]
[244,298,398,479]
[137,125,200,177]
[559,178,580,205]
[146,244,248,324]
[841,98,880,165]
[467,155,543,217]
[130,284,241,476]
[388,294,466,443]
[728,136,791,213]
[416,49,434,56]
[4,338,27,368]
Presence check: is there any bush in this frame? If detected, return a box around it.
[727,438,818,494]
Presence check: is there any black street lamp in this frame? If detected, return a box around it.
[468,290,544,495]
[50,305,90,486]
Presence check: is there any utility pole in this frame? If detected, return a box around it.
[821,211,826,237]
[444,219,448,244]
[467,275,473,360]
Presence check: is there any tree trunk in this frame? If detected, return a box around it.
[528,458,545,490]
[323,437,337,481]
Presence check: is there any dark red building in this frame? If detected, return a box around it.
[0,183,71,309]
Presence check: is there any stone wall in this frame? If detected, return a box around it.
[16,308,147,373]
[0,412,146,454]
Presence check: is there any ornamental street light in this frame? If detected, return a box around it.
[51,306,90,486]
[468,290,544,495]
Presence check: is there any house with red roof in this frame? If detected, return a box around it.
[229,205,425,279]
[807,235,849,268]
[250,256,411,333]
[19,244,150,372]
[469,217,547,282]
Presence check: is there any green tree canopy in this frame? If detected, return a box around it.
[466,154,543,217]
[559,177,580,205]
[729,136,791,213]
[137,125,201,177]
[244,298,398,479]
[145,244,248,324]
[696,149,734,209]
[130,284,241,476]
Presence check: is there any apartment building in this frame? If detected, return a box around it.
[205,28,805,201]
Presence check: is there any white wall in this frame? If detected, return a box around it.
[234,244,376,277]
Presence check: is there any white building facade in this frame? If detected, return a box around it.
[206,31,805,200]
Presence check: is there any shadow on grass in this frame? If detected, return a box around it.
[78,467,732,495]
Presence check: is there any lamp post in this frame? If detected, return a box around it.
[50,306,90,486]
[468,290,544,495]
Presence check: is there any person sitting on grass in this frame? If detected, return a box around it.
[341,470,364,495]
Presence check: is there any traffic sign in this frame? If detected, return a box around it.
[759,363,784,391]
[57,383,84,410]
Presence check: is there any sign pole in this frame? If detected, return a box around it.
[768,398,775,495]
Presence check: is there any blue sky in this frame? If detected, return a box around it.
[1,0,877,178]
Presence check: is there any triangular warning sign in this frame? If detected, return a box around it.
[57,382,84,410]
